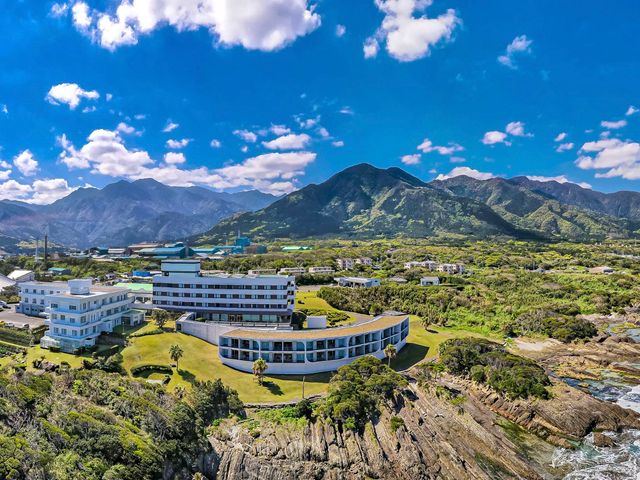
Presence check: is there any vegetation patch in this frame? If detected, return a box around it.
[130,364,173,376]
[439,338,551,399]
[505,309,597,343]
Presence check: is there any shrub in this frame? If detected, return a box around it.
[389,416,404,433]
[439,338,550,399]
[130,364,173,376]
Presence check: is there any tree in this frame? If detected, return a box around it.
[252,358,268,385]
[383,343,397,367]
[169,344,184,370]
[152,308,170,329]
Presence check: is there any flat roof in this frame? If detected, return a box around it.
[222,315,407,340]
[114,282,153,292]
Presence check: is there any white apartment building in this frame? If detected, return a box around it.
[153,260,296,325]
[336,258,354,270]
[404,260,438,270]
[277,267,306,275]
[308,266,335,274]
[37,279,140,353]
[17,281,67,316]
[437,263,466,274]
[356,257,373,266]
[248,269,277,275]
[420,276,440,286]
[219,314,409,374]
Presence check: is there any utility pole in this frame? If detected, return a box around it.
[43,224,49,270]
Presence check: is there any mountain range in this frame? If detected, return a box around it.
[0,179,278,250]
[194,163,640,244]
[3,164,640,251]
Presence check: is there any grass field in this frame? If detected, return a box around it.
[121,330,330,403]
[1,314,482,403]
[296,290,357,325]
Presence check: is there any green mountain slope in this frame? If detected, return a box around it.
[194,164,536,243]
[430,176,631,240]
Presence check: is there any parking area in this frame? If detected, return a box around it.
[0,306,46,330]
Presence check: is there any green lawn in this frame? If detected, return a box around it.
[296,291,357,325]
[0,315,484,404]
[121,330,330,403]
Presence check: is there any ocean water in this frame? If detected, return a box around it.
[553,374,640,479]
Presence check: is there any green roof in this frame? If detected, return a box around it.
[114,282,153,293]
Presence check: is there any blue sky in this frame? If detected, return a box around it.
[0,0,638,203]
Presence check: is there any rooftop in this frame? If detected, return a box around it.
[114,282,153,292]
[222,314,407,340]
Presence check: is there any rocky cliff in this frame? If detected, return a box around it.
[204,369,640,479]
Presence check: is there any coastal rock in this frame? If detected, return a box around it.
[592,432,617,448]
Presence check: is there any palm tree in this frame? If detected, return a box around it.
[169,344,184,370]
[252,358,268,385]
[384,343,397,367]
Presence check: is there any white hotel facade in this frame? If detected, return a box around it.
[153,260,295,325]
[218,315,409,374]
[19,279,140,352]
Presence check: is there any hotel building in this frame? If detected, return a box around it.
[33,279,141,352]
[218,314,409,374]
[17,281,67,316]
[153,260,296,325]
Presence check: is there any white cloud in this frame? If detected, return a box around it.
[554,132,567,142]
[498,34,533,69]
[270,124,291,136]
[116,122,139,135]
[163,121,179,133]
[575,138,640,179]
[417,137,464,155]
[332,140,344,147]
[555,142,574,153]
[262,133,311,150]
[317,127,330,138]
[166,138,191,149]
[436,166,495,181]
[0,161,10,169]
[210,139,222,148]
[600,119,627,130]
[57,127,316,194]
[163,152,186,165]
[46,83,99,110]
[0,180,32,201]
[0,170,11,181]
[240,145,249,153]
[505,121,533,137]
[69,0,321,52]
[0,178,82,204]
[295,115,320,129]
[233,129,258,143]
[82,105,97,113]
[365,0,460,62]
[335,24,346,37]
[626,106,638,117]
[1,104,7,115]
[401,154,421,165]
[363,38,380,58]
[50,3,69,17]
[481,131,510,146]
[450,156,465,163]
[106,93,113,102]
[339,106,354,115]
[525,175,591,189]
[13,150,39,177]
[29,179,82,204]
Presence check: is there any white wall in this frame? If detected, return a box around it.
[177,319,239,345]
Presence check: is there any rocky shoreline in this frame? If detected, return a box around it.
[204,363,640,480]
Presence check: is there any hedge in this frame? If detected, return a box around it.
[129,328,164,338]
[130,364,173,376]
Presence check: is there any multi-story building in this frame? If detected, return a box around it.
[437,263,466,274]
[17,281,67,316]
[336,258,354,270]
[404,260,438,270]
[308,266,335,274]
[277,267,306,275]
[356,257,373,266]
[248,268,277,275]
[35,279,142,352]
[153,260,295,325]
[218,314,409,374]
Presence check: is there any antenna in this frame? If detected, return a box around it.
[43,224,49,269]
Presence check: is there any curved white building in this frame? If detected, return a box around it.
[218,314,409,374]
